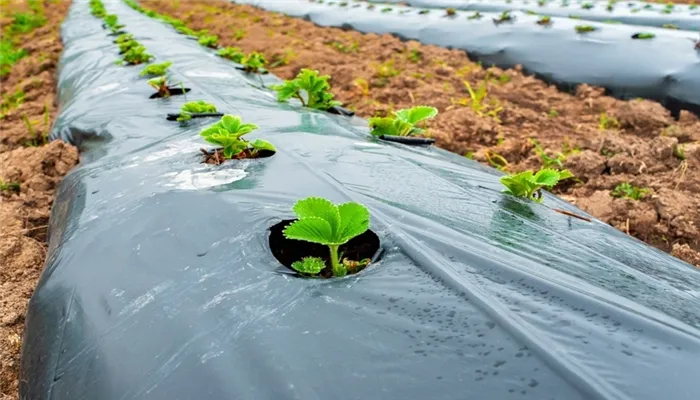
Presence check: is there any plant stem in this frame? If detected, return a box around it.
[295,93,306,107]
[328,245,346,277]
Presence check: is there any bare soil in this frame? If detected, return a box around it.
[143,0,700,267]
[0,1,77,399]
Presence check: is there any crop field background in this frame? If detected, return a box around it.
[1,0,699,399]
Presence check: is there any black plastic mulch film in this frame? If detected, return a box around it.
[21,0,700,399]
[234,0,700,118]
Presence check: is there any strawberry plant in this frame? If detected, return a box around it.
[500,169,574,203]
[103,14,125,33]
[90,0,106,18]
[611,183,648,200]
[200,114,275,161]
[241,52,266,73]
[148,76,173,98]
[581,2,594,9]
[575,25,597,33]
[493,11,514,24]
[139,61,172,77]
[117,44,153,65]
[197,34,218,48]
[271,69,342,111]
[114,33,134,44]
[632,32,655,40]
[537,15,552,25]
[217,47,245,62]
[283,197,371,277]
[369,106,437,137]
[177,100,217,122]
[117,40,140,54]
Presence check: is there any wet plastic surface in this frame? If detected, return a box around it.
[377,0,700,30]
[233,0,700,117]
[22,1,700,399]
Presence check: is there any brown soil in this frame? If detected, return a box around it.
[0,1,77,399]
[143,0,700,268]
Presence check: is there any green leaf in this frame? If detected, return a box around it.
[292,197,340,236]
[221,114,241,133]
[395,106,438,124]
[250,139,276,152]
[284,217,335,245]
[558,169,574,180]
[336,202,370,243]
[368,117,395,136]
[291,257,326,274]
[271,81,300,102]
[533,169,561,187]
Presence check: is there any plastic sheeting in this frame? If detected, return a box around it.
[233,0,700,118]
[377,0,700,30]
[22,1,700,399]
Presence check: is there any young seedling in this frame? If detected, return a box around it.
[139,61,172,77]
[500,168,574,203]
[271,69,342,111]
[21,109,49,147]
[538,0,546,6]
[103,14,125,34]
[611,182,649,200]
[148,76,173,98]
[408,49,422,62]
[531,139,578,168]
[575,25,597,33]
[418,9,429,14]
[283,197,371,277]
[114,33,134,44]
[0,179,20,194]
[451,79,503,122]
[117,40,140,54]
[468,12,483,20]
[197,34,218,48]
[537,15,552,25]
[380,7,392,13]
[177,100,217,122]
[117,44,153,65]
[493,11,514,24]
[90,0,106,18]
[217,47,245,62]
[446,8,457,17]
[581,2,594,9]
[632,32,655,40]
[599,112,620,130]
[241,52,267,73]
[369,106,437,137]
[291,257,327,276]
[662,24,679,29]
[233,29,246,41]
[200,114,275,161]
[327,40,359,54]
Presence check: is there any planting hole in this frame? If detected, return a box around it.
[268,219,381,278]
[200,148,274,164]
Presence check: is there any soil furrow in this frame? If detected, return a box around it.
[142,0,700,267]
[0,1,78,399]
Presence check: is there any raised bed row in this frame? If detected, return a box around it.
[22,0,700,399]
[234,0,700,118]
[374,0,700,30]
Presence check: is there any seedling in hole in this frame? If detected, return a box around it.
[501,169,574,203]
[117,40,139,54]
[611,183,648,200]
[271,69,342,111]
[446,8,457,17]
[114,33,133,44]
[538,0,546,6]
[418,9,429,14]
[581,2,594,9]
[177,100,217,122]
[0,180,20,194]
[575,25,596,33]
[662,24,679,29]
[197,34,218,48]
[537,15,552,25]
[148,76,176,98]
[632,32,655,40]
[139,61,172,77]
[116,45,153,65]
[493,11,514,24]
[291,257,327,276]
[369,106,437,137]
[468,12,483,20]
[283,197,371,277]
[599,112,619,130]
[200,114,275,160]
[217,47,245,62]
[241,52,267,73]
[380,7,392,13]
[90,0,106,17]
[103,14,123,30]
